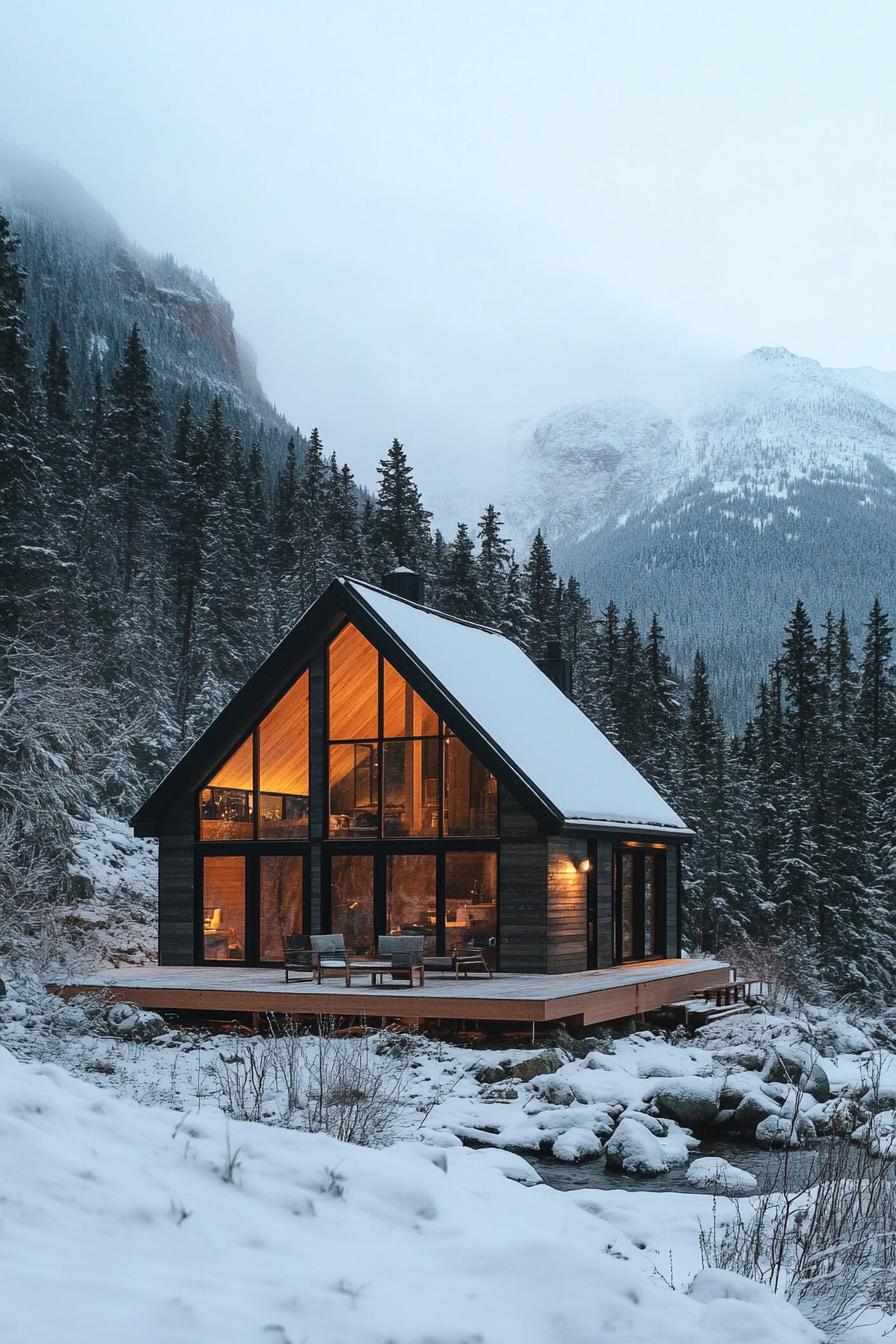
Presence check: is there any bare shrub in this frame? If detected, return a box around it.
[717,932,818,1013]
[699,1058,896,1337]
[209,1017,410,1145]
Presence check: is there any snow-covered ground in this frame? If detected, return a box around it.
[1,1041,824,1344]
[3,960,896,1342]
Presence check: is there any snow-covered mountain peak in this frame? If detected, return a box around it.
[500,345,896,719]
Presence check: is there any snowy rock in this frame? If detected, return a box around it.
[710,1045,766,1072]
[618,1107,666,1136]
[473,1063,507,1084]
[762,1046,830,1101]
[551,1127,603,1162]
[755,1115,803,1149]
[733,1091,780,1131]
[105,1002,166,1042]
[648,1077,721,1129]
[688,1269,823,1341]
[510,1050,563,1082]
[860,1080,896,1111]
[1,999,27,1022]
[605,1118,669,1176]
[812,1017,874,1057]
[685,1157,758,1195]
[464,1148,543,1184]
[719,1071,763,1109]
[529,1075,576,1106]
[852,1109,896,1158]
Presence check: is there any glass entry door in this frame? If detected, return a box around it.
[200,849,306,965]
[614,847,665,962]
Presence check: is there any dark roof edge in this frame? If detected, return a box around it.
[562,818,695,840]
[132,576,566,835]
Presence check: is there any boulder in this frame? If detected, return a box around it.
[711,1045,767,1072]
[510,1050,564,1082]
[686,1156,758,1195]
[482,1085,519,1102]
[605,1118,669,1176]
[763,1047,830,1101]
[465,1148,543,1185]
[755,1115,803,1149]
[649,1077,721,1129]
[618,1107,666,1136]
[474,1063,508,1085]
[734,1091,780,1131]
[106,1002,166,1041]
[552,1127,603,1162]
[529,1075,576,1106]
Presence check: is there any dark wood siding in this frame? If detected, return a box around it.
[594,837,615,968]
[499,838,548,972]
[156,799,195,965]
[666,843,680,956]
[545,837,588,973]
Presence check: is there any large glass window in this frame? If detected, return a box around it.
[326,624,497,839]
[329,742,379,836]
[619,851,635,960]
[199,737,254,840]
[386,854,437,953]
[202,855,246,960]
[329,623,378,739]
[383,661,438,737]
[383,738,440,836]
[259,855,303,962]
[444,734,498,835]
[330,853,375,956]
[445,852,498,966]
[259,672,309,838]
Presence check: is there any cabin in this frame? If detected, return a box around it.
[130,570,694,981]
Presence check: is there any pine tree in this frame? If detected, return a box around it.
[477,504,512,627]
[522,529,557,656]
[439,523,484,620]
[374,438,432,571]
[106,323,162,594]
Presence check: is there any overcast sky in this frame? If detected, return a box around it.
[2,1,896,491]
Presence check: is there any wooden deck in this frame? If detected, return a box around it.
[51,958,729,1028]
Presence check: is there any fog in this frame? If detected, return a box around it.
[2,1,896,493]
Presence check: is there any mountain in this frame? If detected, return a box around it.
[0,141,295,450]
[502,346,896,720]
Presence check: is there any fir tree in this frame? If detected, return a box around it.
[374,438,432,571]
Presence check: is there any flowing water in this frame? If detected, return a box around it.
[530,1137,829,1195]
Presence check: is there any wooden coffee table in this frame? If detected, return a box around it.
[349,959,425,988]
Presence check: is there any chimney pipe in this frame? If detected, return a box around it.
[382,566,425,605]
[538,636,572,697]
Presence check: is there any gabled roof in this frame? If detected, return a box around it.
[132,576,691,838]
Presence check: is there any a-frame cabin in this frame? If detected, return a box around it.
[132,570,693,976]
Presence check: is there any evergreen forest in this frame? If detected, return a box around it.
[3,210,895,1004]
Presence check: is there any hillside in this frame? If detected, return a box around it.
[0,141,295,451]
[503,347,896,718]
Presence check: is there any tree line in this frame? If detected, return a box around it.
[2,209,894,1003]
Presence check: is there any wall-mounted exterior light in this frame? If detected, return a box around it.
[578,857,592,873]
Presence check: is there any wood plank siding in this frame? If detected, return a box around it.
[157,798,195,965]
[545,837,588,974]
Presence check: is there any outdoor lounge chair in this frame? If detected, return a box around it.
[377,935,426,988]
[284,933,314,982]
[423,944,493,979]
[309,933,353,984]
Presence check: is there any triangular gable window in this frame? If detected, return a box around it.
[199,735,254,840]
[327,621,497,838]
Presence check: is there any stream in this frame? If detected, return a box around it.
[530,1137,830,1195]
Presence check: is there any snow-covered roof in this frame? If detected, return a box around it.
[347,579,689,834]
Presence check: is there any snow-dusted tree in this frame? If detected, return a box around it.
[374,437,432,572]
